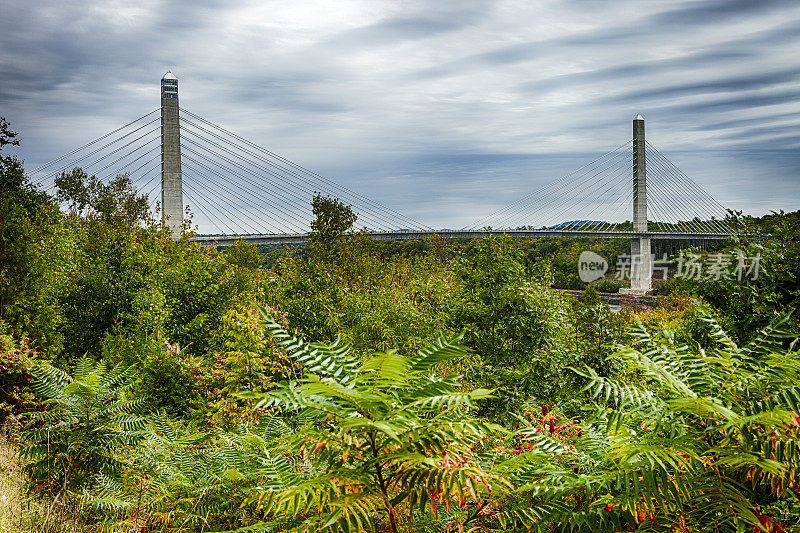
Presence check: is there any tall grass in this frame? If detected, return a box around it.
[0,429,84,533]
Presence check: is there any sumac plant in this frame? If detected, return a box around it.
[502,311,800,532]
[240,306,504,533]
[22,357,146,508]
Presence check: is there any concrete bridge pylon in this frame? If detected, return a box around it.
[161,71,183,238]
[622,113,652,294]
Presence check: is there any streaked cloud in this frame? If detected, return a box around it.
[1,0,799,230]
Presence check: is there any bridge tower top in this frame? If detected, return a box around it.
[161,71,183,237]
[632,113,646,233]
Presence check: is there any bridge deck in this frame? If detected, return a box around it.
[192,229,730,246]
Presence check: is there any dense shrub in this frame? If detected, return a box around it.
[0,331,39,430]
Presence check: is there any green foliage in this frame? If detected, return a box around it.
[574,291,626,375]
[520,238,629,290]
[590,277,627,293]
[450,237,578,417]
[242,307,502,532]
[498,310,800,531]
[79,414,303,532]
[265,241,455,358]
[676,211,800,342]
[226,238,262,270]
[582,285,600,306]
[0,332,39,429]
[205,304,297,427]
[0,116,20,156]
[55,169,149,227]
[22,357,147,505]
[137,348,203,419]
[0,121,59,329]
[309,194,358,248]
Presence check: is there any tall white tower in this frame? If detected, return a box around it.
[161,71,183,237]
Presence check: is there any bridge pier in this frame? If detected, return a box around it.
[629,236,652,292]
[161,71,183,238]
[621,114,652,295]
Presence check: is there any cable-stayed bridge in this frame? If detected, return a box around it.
[29,72,732,292]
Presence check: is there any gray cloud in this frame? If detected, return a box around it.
[2,0,799,230]
[651,0,799,26]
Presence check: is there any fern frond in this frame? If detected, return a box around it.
[408,333,468,374]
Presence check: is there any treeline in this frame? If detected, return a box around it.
[2,118,800,532]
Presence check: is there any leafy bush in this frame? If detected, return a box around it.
[0,332,39,430]
[136,347,203,418]
[205,304,297,427]
[450,237,578,418]
[590,277,627,293]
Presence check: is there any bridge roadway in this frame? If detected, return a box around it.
[192,229,730,246]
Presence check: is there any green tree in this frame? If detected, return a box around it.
[451,237,575,417]
[0,118,59,329]
[679,210,800,341]
[55,168,149,227]
[226,238,261,270]
[309,193,357,248]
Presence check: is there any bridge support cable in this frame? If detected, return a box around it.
[646,142,729,215]
[37,133,160,197]
[182,170,272,234]
[644,146,726,232]
[181,179,242,236]
[637,182,672,234]
[32,122,161,187]
[645,143,729,234]
[179,107,432,231]
[180,148,315,231]
[181,186,223,234]
[181,170,258,235]
[540,164,631,231]
[178,124,405,233]
[28,111,163,224]
[478,147,634,231]
[132,165,162,205]
[178,129,392,233]
[38,135,160,197]
[645,170,699,233]
[646,157,729,234]
[178,118,411,233]
[29,109,160,177]
[178,108,431,233]
[464,142,631,229]
[181,164,302,233]
[466,138,731,241]
[581,180,635,233]
[570,154,637,233]
[464,141,632,230]
[468,147,632,231]
[472,150,630,231]
[647,158,713,233]
[87,146,162,189]
[181,163,308,234]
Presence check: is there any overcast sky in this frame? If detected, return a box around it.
[2,0,799,229]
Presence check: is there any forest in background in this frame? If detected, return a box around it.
[2,117,800,532]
